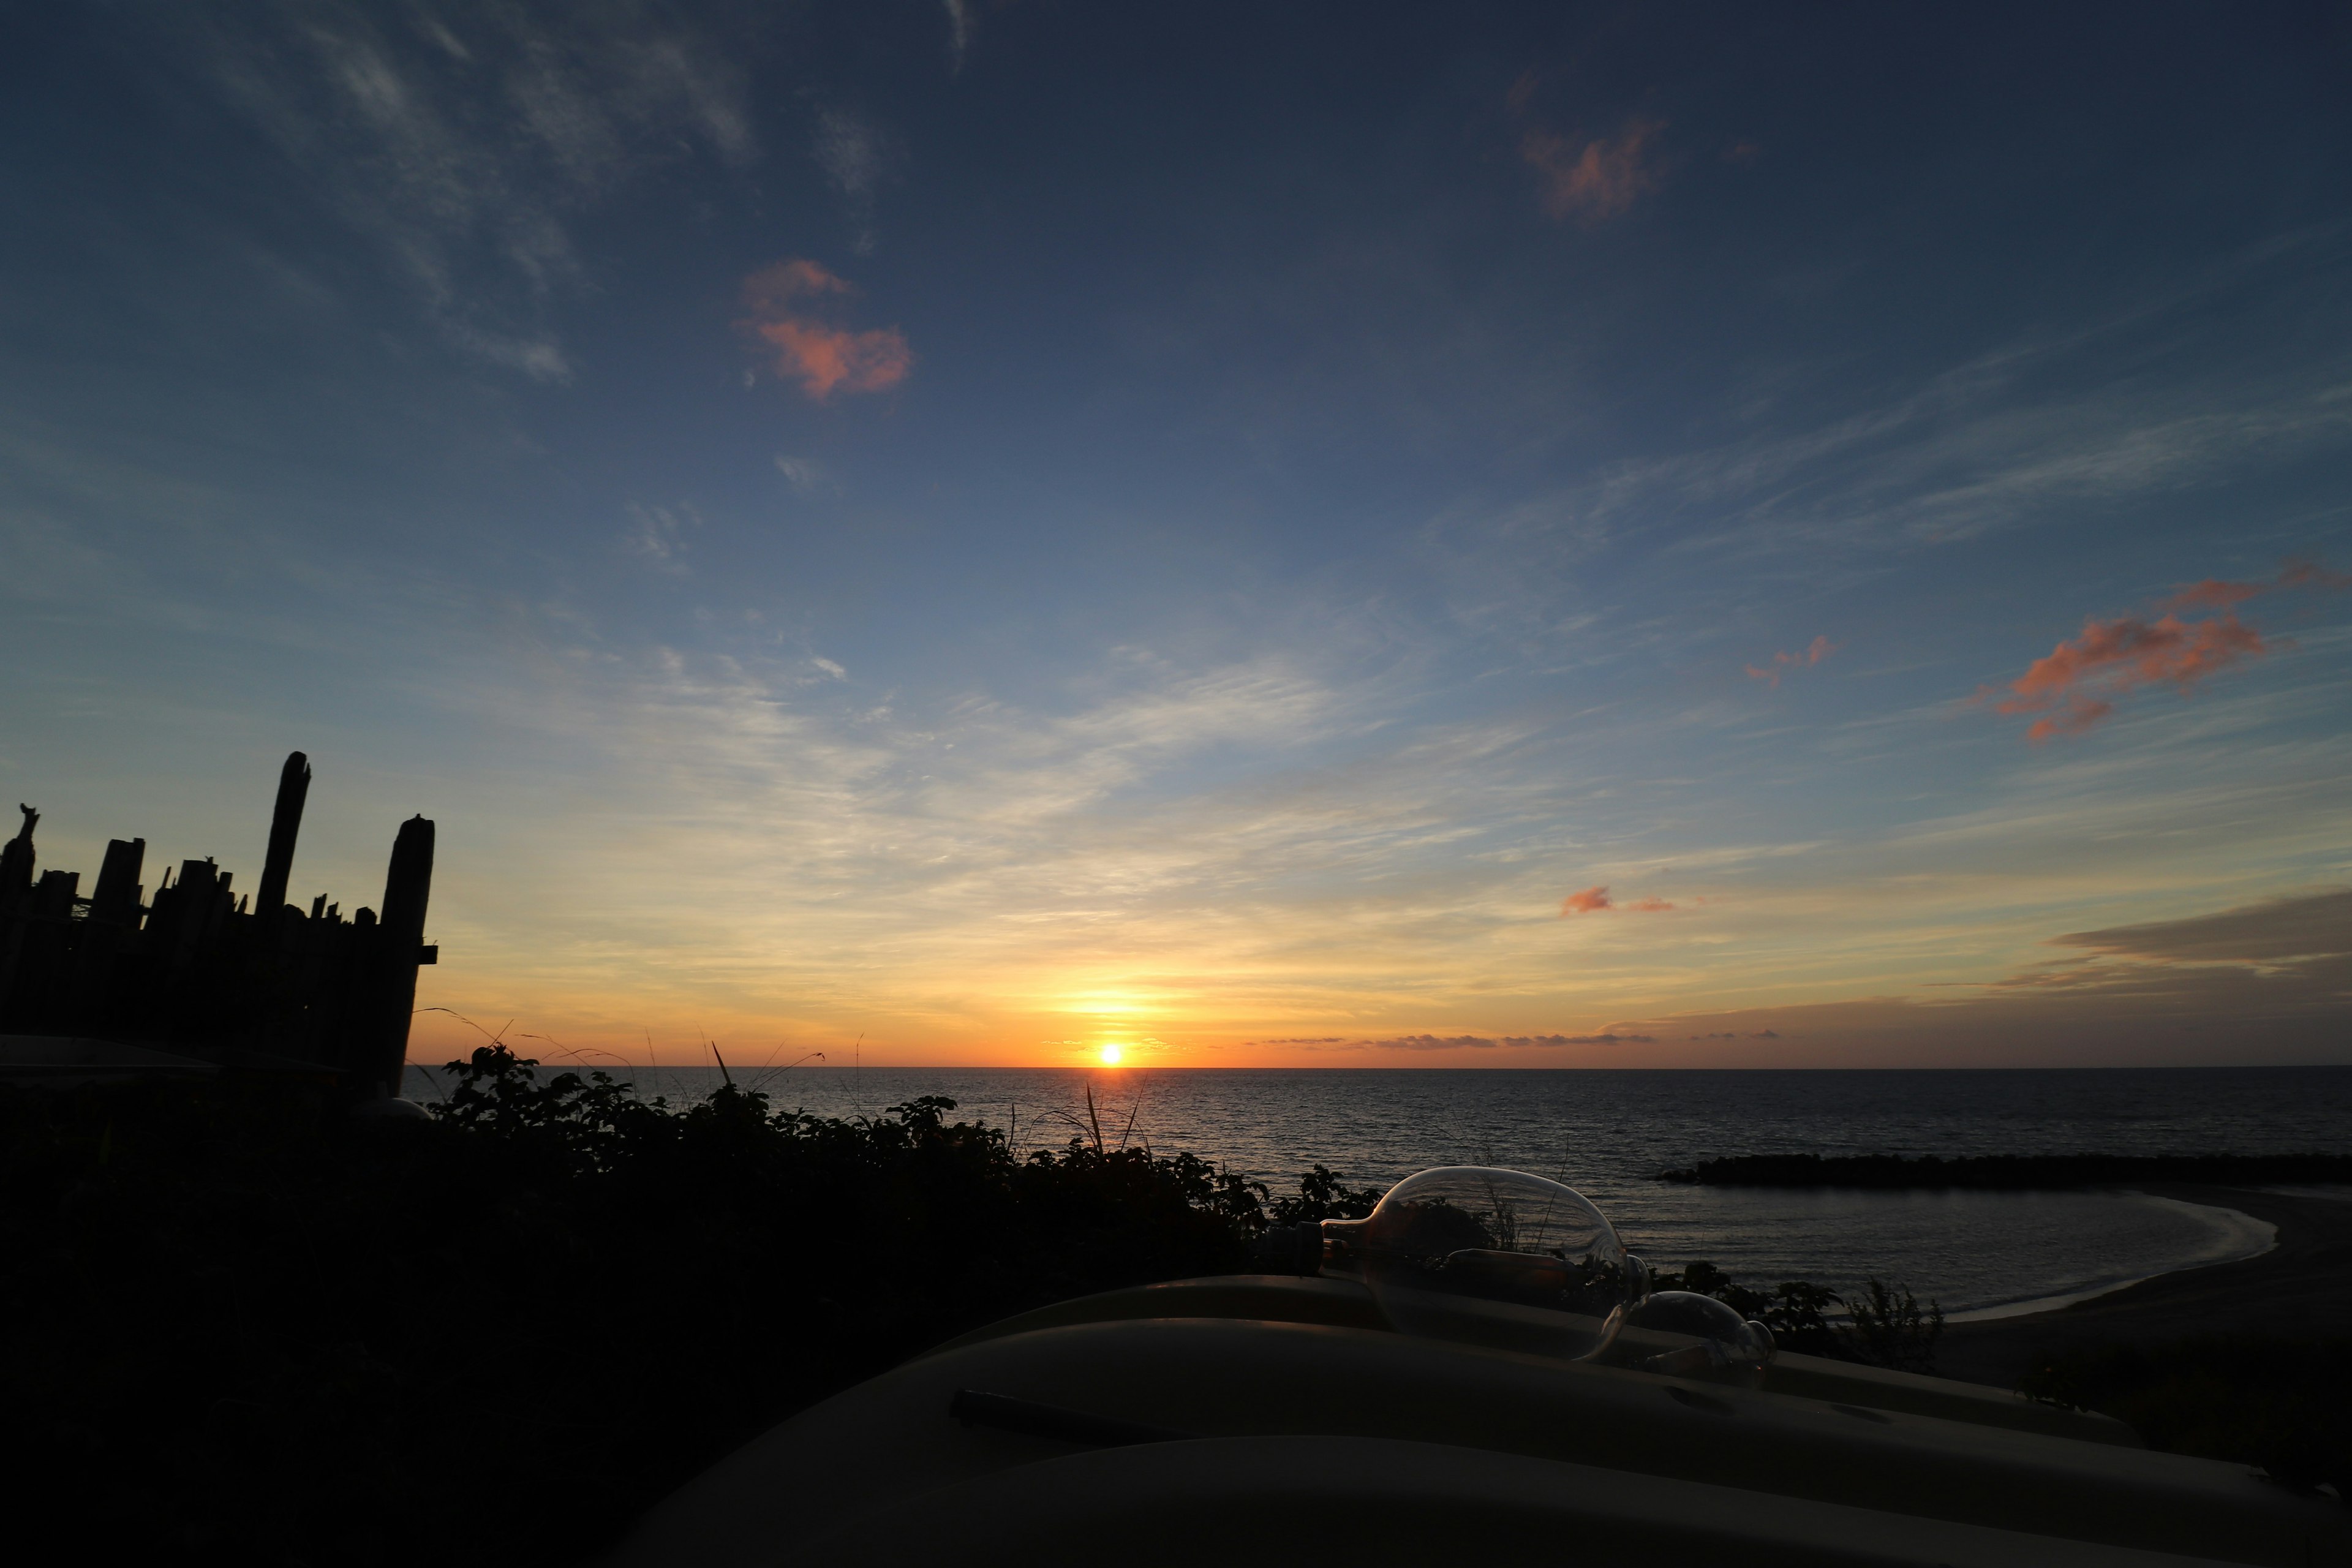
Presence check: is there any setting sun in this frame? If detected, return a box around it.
[1098,1044,1123,1065]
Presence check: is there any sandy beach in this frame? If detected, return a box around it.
[1936,1185,2352,1389]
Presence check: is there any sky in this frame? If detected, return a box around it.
[3,2,2350,1070]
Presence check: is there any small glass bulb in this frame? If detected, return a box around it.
[1621,1289,1776,1384]
[1319,1166,1646,1362]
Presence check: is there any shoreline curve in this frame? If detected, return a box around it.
[1935,1183,2352,1389]
[1942,1191,2278,1323]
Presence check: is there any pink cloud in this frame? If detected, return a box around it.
[2281,556,2352,592]
[1560,885,1674,915]
[1243,1031,1660,1050]
[1990,611,2266,742]
[742,258,853,311]
[2157,557,2348,614]
[1746,634,1838,687]
[1520,118,1664,223]
[1309,1032,1659,1052]
[737,260,912,401]
[2160,578,2266,613]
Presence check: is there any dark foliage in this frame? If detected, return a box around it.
[1660,1152,2352,1189]
[1842,1277,1946,1374]
[1648,1260,1943,1370]
[1267,1163,1384,1224]
[2019,1336,2352,1496]
[0,1050,1325,1567]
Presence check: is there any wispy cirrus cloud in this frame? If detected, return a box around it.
[1747,634,1838,687]
[813,109,889,197]
[738,260,913,400]
[941,0,973,74]
[625,501,699,574]
[193,2,756,380]
[774,454,834,494]
[1428,293,2352,645]
[811,107,899,253]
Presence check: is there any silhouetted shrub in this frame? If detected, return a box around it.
[1842,1277,1945,1372]
[1267,1163,1384,1223]
[1649,1259,1943,1370]
[4,1051,1987,1565]
[0,1050,1299,1567]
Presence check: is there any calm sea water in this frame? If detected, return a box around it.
[402,1064,2351,1316]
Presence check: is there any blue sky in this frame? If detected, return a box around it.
[4,2,2348,1066]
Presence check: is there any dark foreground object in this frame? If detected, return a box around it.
[2018,1335,2352,1496]
[1662,1152,2352,1187]
[0,752,437,1095]
[12,1063,2340,1564]
[0,1054,1272,1566]
[1937,1183,2352,1493]
[950,1387,1196,1447]
[611,1276,2349,1567]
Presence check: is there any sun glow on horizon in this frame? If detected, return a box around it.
[1098,1043,1124,1065]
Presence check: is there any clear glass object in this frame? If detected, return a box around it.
[1318,1166,1648,1362]
[1620,1289,1777,1384]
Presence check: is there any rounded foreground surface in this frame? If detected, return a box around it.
[608,1276,2349,1568]
[792,1435,2255,1568]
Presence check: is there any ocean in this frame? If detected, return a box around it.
[401,1063,2351,1317]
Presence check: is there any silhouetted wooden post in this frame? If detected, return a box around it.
[89,838,145,927]
[67,838,144,1031]
[256,752,310,924]
[366,815,434,1098]
[31,870,78,920]
[0,804,34,1016]
[157,859,219,977]
[0,804,36,904]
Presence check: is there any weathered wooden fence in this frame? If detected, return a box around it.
[0,752,435,1096]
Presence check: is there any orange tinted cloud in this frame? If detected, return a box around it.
[2158,557,2349,613]
[1560,885,1673,914]
[1746,633,1838,687]
[747,318,913,399]
[1520,118,1664,223]
[737,260,911,400]
[742,258,852,311]
[2161,579,2265,613]
[1327,1032,1659,1051]
[2281,556,2352,591]
[1992,612,2266,742]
